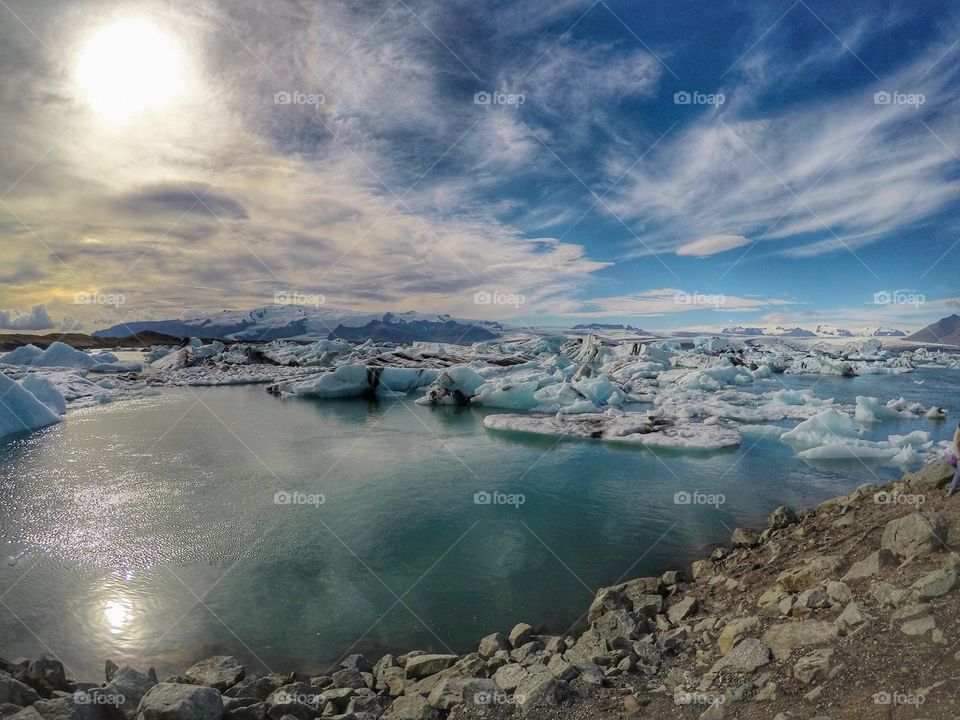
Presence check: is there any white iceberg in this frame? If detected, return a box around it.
[0,373,61,440]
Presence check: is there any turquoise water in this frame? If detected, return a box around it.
[0,367,957,680]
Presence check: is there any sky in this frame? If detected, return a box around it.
[0,0,958,333]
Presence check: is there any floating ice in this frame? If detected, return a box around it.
[0,373,61,440]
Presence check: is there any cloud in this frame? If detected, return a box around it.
[0,305,55,330]
[676,234,749,257]
[562,288,793,318]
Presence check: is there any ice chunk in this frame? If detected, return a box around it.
[780,409,861,450]
[12,342,98,369]
[0,344,43,365]
[0,374,61,440]
[90,361,143,374]
[20,375,67,415]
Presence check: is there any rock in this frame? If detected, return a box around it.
[28,657,66,692]
[224,676,290,702]
[97,666,158,719]
[842,549,897,582]
[542,637,566,655]
[825,581,852,604]
[731,528,760,548]
[835,602,868,634]
[372,655,396,679]
[691,560,715,580]
[545,655,577,682]
[105,662,119,684]
[403,654,458,680]
[592,611,642,647]
[698,700,726,720]
[492,665,527,693]
[586,588,632,624]
[377,667,407,697]
[135,683,223,720]
[513,673,568,712]
[563,629,608,665]
[911,568,957,599]
[903,460,955,490]
[761,621,839,660]
[792,649,833,684]
[184,658,245,692]
[657,627,689,653]
[622,694,642,715]
[382,693,440,720]
[329,669,365,690]
[768,506,798,530]
[708,638,771,674]
[346,693,390,717]
[508,623,535,648]
[265,684,324,720]
[900,615,936,636]
[794,588,830,612]
[223,701,264,720]
[426,677,494,711]
[0,679,40,707]
[667,597,698,625]
[477,633,509,658]
[631,594,663,619]
[870,581,911,608]
[339,655,372,674]
[29,697,104,720]
[881,511,948,558]
[776,556,844,591]
[10,709,44,720]
[718,617,759,655]
[755,682,780,701]
[661,570,683,586]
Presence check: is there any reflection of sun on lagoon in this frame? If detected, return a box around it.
[103,599,132,634]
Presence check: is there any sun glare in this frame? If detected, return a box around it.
[75,18,183,123]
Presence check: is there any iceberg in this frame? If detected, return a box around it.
[0,373,61,440]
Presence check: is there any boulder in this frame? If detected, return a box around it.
[264,683,322,720]
[776,556,844,591]
[492,664,527,693]
[404,654,459,680]
[426,677,495,711]
[717,617,759,655]
[591,611,642,647]
[761,621,839,660]
[824,581,852,604]
[29,697,102,720]
[903,460,955,490]
[730,528,759,548]
[477,633,509,659]
[382,693,440,720]
[184,658,244,692]
[881,512,947,559]
[835,602,868,634]
[842,549,896,582]
[708,638,771,674]
[900,615,936,636]
[870,581,911,608]
[0,679,40,707]
[691,560,714,580]
[28,657,66,692]
[768,506,798,530]
[223,676,290,702]
[96,666,157,719]
[339,655,372,674]
[792,649,832,685]
[911,568,956,599]
[586,589,632,625]
[508,624,534,649]
[135,683,223,720]
[328,669,365,689]
[667,597,698,625]
[513,673,568,712]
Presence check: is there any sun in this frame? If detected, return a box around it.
[75,18,184,124]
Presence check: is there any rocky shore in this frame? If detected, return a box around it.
[3,460,960,720]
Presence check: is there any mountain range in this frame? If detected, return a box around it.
[907,313,960,346]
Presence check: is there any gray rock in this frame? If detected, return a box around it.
[476,633,508,659]
[382,693,439,720]
[339,656,372,675]
[708,638,771,674]
[794,588,830,611]
[0,679,40,707]
[717,616,759,655]
[776,556,844,591]
[403,655,458,680]
[135,684,223,720]
[591,611,642,648]
[870,581,911,608]
[426,677,494,710]
[223,703,265,720]
[657,626,689,653]
[824,580,852,604]
[28,697,104,720]
[513,674,568,712]
[345,692,390,716]
[10,708,44,720]
[768,506,798,530]
[911,568,956,599]
[881,511,948,558]
[183,658,244,693]
[842,549,896,582]
[903,460,955,490]
[491,665,527,693]
[667,597,698,625]
[562,629,608,666]
[900,615,936,636]
[0,703,23,719]
[731,528,759,548]
[761,621,839,660]
[508,624,534,649]
[105,663,119,684]
[545,656,577,682]
[585,588,632,625]
[792,649,832,684]
[835,602,868,634]
[28,657,66,692]
[224,676,290,702]
[95,666,158,719]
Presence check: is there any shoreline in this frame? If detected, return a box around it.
[4,459,959,719]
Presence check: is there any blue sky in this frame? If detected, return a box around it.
[0,0,958,332]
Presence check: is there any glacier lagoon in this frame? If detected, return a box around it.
[1,367,958,680]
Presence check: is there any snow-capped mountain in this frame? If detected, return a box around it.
[815,324,853,337]
[93,305,505,343]
[857,327,907,337]
[722,324,906,338]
